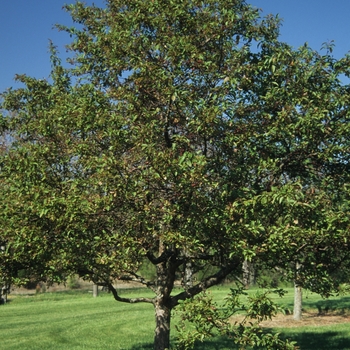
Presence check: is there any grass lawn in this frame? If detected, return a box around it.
[1,286,350,349]
[1,289,155,350]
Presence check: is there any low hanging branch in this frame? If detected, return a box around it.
[107,282,154,304]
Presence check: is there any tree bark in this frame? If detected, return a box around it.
[93,284,99,298]
[293,282,302,320]
[293,261,302,320]
[154,299,171,350]
[184,259,193,289]
[1,286,7,304]
[242,259,255,289]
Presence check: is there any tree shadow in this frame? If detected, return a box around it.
[128,325,350,350]
[127,337,236,350]
[192,331,350,350]
[0,298,12,305]
[280,330,350,350]
[129,339,236,350]
[129,343,153,350]
[192,337,239,349]
[279,295,350,318]
[312,296,350,315]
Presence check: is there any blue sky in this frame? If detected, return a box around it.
[1,0,350,92]
[252,0,350,57]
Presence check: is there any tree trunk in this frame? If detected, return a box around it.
[293,282,302,320]
[1,286,7,304]
[184,260,193,289]
[154,300,171,350]
[242,259,255,289]
[93,284,98,298]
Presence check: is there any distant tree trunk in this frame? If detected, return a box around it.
[293,283,302,320]
[293,262,302,320]
[93,284,99,298]
[242,259,255,288]
[154,299,171,350]
[184,254,193,289]
[1,286,7,304]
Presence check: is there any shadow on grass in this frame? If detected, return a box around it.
[129,343,153,350]
[282,296,350,316]
[280,330,350,350]
[130,331,350,350]
[0,299,12,305]
[127,338,234,350]
[312,296,350,315]
[192,337,239,349]
[128,338,236,350]
[128,337,244,350]
[192,331,350,350]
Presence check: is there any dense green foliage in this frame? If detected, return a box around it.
[1,0,350,348]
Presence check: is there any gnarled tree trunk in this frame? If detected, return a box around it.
[154,299,171,350]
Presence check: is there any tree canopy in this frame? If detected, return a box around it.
[1,0,350,349]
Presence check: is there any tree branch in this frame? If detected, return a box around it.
[146,248,176,265]
[107,282,154,304]
[170,259,241,308]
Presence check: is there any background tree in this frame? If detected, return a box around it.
[1,0,350,349]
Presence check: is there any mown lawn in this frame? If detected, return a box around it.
[1,289,155,350]
[1,286,350,349]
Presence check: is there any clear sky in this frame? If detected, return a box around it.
[1,0,350,92]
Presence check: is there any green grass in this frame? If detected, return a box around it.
[280,324,350,350]
[188,287,350,349]
[1,289,155,350]
[268,288,350,315]
[1,287,350,349]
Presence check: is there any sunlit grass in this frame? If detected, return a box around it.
[1,289,155,350]
[1,286,350,349]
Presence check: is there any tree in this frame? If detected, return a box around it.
[249,172,350,320]
[1,0,350,348]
